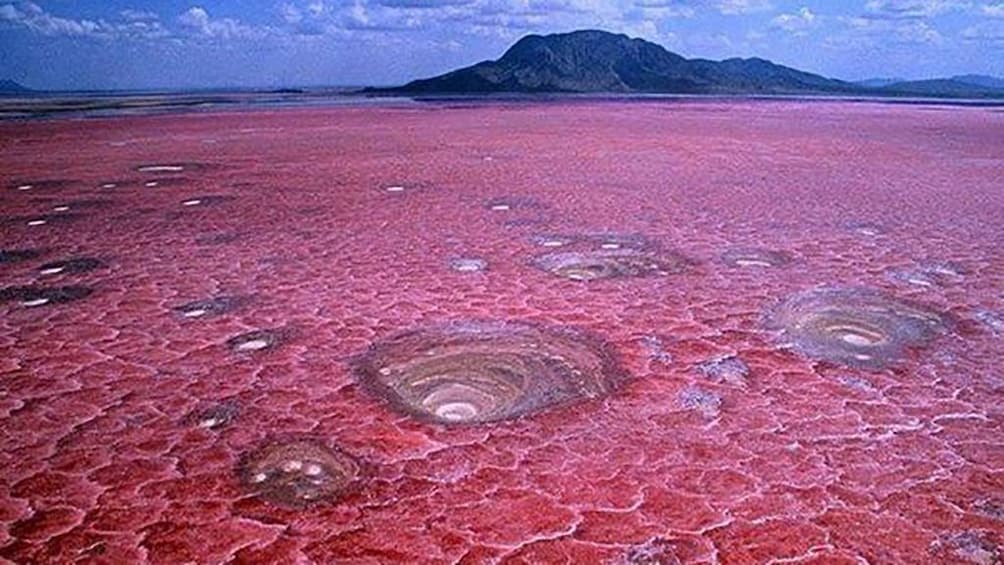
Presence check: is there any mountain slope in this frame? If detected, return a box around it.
[371,30,856,95]
[0,79,34,95]
[880,78,1004,97]
[950,74,1004,89]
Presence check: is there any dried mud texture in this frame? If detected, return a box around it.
[238,438,360,509]
[1,102,1002,563]
[354,320,628,424]
[767,287,950,369]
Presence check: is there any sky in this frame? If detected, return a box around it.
[0,0,1002,90]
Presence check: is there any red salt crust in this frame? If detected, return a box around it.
[1,101,1002,563]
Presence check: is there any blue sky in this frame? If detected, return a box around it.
[1,1,1002,90]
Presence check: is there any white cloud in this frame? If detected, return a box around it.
[0,1,168,39]
[831,15,944,45]
[715,0,773,15]
[863,0,970,20]
[771,7,816,35]
[178,6,268,39]
[962,20,1004,42]
[982,2,1004,16]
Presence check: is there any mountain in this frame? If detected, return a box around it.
[950,74,1004,89]
[369,30,857,95]
[878,78,1004,97]
[854,77,907,88]
[852,74,1004,97]
[0,79,34,95]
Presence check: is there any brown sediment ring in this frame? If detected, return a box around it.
[721,248,792,268]
[531,249,693,281]
[238,437,361,509]
[353,319,629,425]
[766,287,949,369]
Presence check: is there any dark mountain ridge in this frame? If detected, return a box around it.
[370,30,858,95]
[368,30,1004,99]
[0,79,33,95]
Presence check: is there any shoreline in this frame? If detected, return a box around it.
[3,90,1004,122]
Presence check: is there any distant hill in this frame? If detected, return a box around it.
[0,79,34,95]
[951,74,1004,89]
[368,30,858,95]
[854,74,1004,97]
[854,78,907,88]
[878,78,1004,98]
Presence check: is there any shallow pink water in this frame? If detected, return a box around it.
[1,101,1002,563]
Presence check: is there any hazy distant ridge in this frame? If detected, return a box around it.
[0,79,33,94]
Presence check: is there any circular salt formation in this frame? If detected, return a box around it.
[484,196,544,212]
[227,329,283,353]
[450,257,487,273]
[239,438,359,508]
[721,248,791,268]
[0,249,44,264]
[37,257,104,276]
[179,195,234,208]
[532,250,691,282]
[353,320,628,425]
[766,287,949,369]
[532,233,655,252]
[174,296,245,319]
[0,285,93,306]
[183,401,239,430]
[137,164,188,173]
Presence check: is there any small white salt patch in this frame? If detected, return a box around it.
[841,333,875,347]
[236,338,270,351]
[39,266,65,275]
[490,204,510,211]
[385,185,406,193]
[140,165,184,173]
[541,240,565,247]
[252,472,268,483]
[183,308,208,318]
[600,243,621,250]
[282,460,303,473]
[907,277,933,287]
[53,205,70,212]
[436,402,478,421]
[483,156,494,162]
[378,367,392,376]
[101,183,117,189]
[16,184,33,191]
[734,258,773,267]
[22,298,50,307]
[304,463,324,477]
[182,199,202,206]
[145,181,159,188]
[198,418,219,429]
[27,219,47,226]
